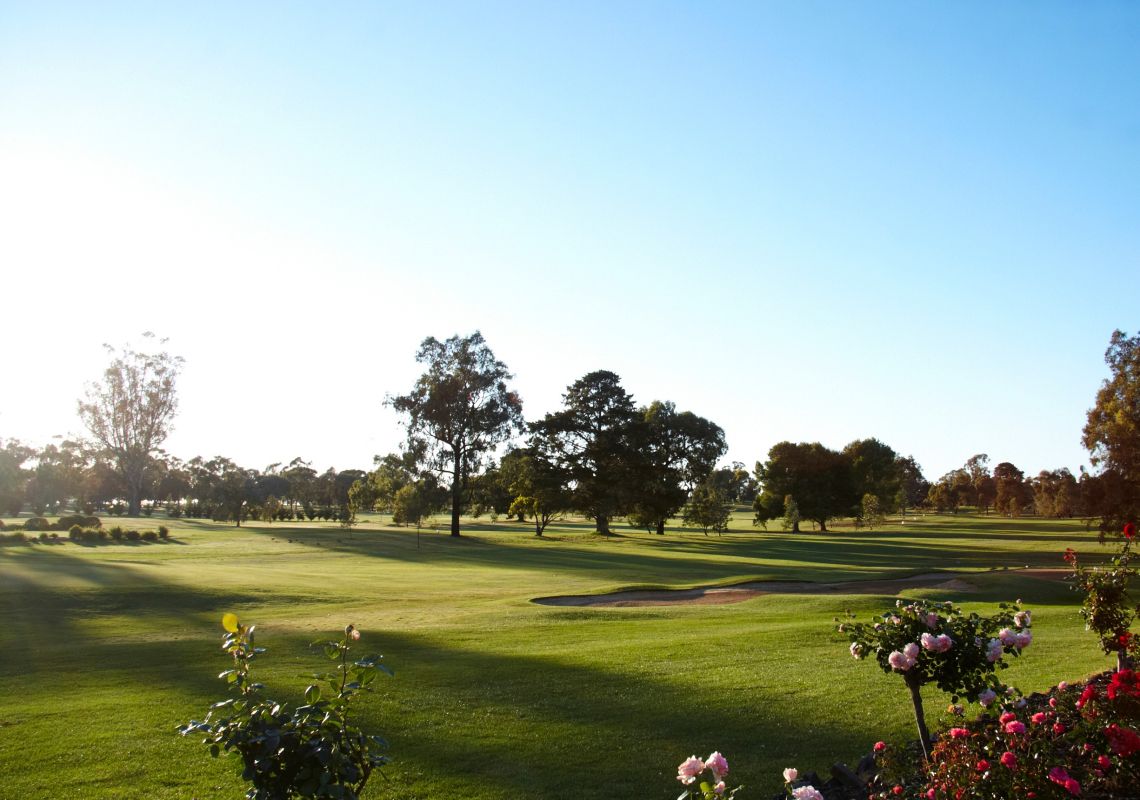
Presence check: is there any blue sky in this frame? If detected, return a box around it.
[1,2,1137,481]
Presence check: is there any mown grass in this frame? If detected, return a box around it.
[0,512,1119,798]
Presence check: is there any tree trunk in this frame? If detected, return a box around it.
[656,519,665,535]
[905,672,932,762]
[791,520,800,533]
[450,452,463,537]
[595,514,611,535]
[818,518,828,532]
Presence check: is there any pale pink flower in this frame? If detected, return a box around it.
[705,751,729,781]
[889,615,902,625]
[986,638,1003,663]
[677,756,704,785]
[921,633,938,651]
[1057,681,1069,691]
[792,787,824,800]
[1014,610,1031,627]
[977,688,997,707]
[850,642,864,660]
[924,612,939,628]
[998,627,1017,646]
[888,650,913,671]
[1015,630,1032,649]
[936,634,953,651]
[903,642,919,660]
[714,781,726,795]
[351,628,361,641]
[783,767,798,783]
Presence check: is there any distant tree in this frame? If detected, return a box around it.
[993,461,1029,516]
[1083,329,1140,528]
[388,332,524,537]
[207,457,258,527]
[500,447,569,536]
[844,438,900,514]
[466,465,513,520]
[894,455,929,515]
[626,400,726,535]
[77,334,183,516]
[964,454,995,513]
[391,480,446,528]
[781,494,801,532]
[362,451,420,513]
[753,442,852,532]
[1032,468,1080,518]
[860,493,886,530]
[0,439,33,516]
[529,370,639,535]
[683,480,732,535]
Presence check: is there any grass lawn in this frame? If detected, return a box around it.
[0,512,1120,798]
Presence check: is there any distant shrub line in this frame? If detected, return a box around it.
[0,515,171,545]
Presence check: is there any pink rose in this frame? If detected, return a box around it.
[792,787,823,800]
[1000,751,1016,768]
[714,781,726,795]
[783,768,798,783]
[1031,713,1047,725]
[986,639,1003,663]
[1000,712,1017,724]
[705,751,728,781]
[949,728,970,739]
[677,756,704,785]
[977,689,997,707]
[903,642,920,660]
[1004,721,1026,735]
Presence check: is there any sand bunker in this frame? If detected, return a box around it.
[532,568,1068,608]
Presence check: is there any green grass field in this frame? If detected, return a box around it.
[0,512,1120,798]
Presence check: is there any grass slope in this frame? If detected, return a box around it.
[0,513,1117,798]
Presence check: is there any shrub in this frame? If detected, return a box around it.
[157,525,169,539]
[125,529,141,541]
[38,531,50,543]
[23,517,51,532]
[141,530,158,542]
[68,524,83,540]
[110,526,124,542]
[1065,521,1139,669]
[180,616,392,800]
[0,531,28,545]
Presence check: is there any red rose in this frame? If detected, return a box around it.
[1124,521,1135,539]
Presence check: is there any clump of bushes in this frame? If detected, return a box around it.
[141,530,158,542]
[0,531,28,545]
[23,517,51,531]
[157,525,169,539]
[125,529,141,542]
[56,514,101,531]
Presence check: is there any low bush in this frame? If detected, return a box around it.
[157,525,169,539]
[0,531,28,545]
[141,530,158,541]
[56,514,101,531]
[125,529,141,541]
[23,517,51,532]
[68,524,83,540]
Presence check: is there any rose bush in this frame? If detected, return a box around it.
[179,615,392,800]
[1066,521,1139,670]
[675,751,742,800]
[839,598,1032,759]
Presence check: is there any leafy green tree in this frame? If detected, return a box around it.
[843,438,900,514]
[683,480,731,535]
[500,447,569,536]
[859,492,885,530]
[752,442,852,532]
[0,439,33,516]
[391,480,445,529]
[529,370,639,535]
[781,494,800,531]
[1083,329,1140,528]
[894,455,929,515]
[993,461,1029,516]
[77,334,183,516]
[388,332,523,537]
[626,401,726,535]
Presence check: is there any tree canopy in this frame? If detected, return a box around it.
[1083,329,1140,527]
[388,332,523,537]
[77,335,183,516]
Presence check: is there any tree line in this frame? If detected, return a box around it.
[2,329,1137,534]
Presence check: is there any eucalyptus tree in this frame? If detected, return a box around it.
[388,332,523,537]
[77,334,182,516]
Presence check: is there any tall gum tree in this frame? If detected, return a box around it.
[1083,329,1140,527]
[388,332,523,537]
[77,335,182,516]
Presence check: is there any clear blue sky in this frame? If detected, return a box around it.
[2,2,1137,481]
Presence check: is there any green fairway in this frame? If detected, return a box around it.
[0,513,1119,798]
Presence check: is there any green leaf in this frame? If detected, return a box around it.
[305,684,322,704]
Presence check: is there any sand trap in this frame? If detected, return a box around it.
[532,568,1064,607]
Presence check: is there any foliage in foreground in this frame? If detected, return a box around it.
[179,616,392,800]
